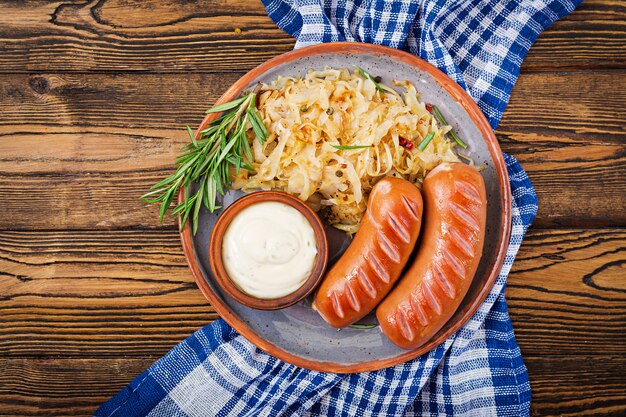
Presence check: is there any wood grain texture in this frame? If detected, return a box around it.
[526,356,626,416]
[521,0,626,71]
[0,358,152,416]
[0,0,295,73]
[0,72,624,230]
[0,355,624,416]
[1,228,623,358]
[0,230,217,357]
[506,228,626,356]
[0,0,623,73]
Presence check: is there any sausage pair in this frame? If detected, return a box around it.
[313,162,487,350]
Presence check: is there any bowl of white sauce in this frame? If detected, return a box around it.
[209,191,328,310]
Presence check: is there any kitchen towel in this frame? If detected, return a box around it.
[96,0,580,415]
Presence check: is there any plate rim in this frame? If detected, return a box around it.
[179,42,512,373]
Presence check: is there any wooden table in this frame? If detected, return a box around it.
[0,1,624,415]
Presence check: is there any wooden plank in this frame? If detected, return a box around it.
[522,0,626,71]
[505,228,626,357]
[0,358,152,416]
[0,228,623,357]
[500,71,624,144]
[0,0,623,73]
[0,72,623,229]
[0,0,295,74]
[499,70,625,226]
[0,356,624,416]
[526,356,626,416]
[0,72,240,134]
[0,230,217,357]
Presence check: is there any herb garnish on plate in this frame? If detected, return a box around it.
[141,85,267,235]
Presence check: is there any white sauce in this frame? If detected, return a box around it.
[222,201,318,299]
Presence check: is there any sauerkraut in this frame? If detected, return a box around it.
[231,68,460,233]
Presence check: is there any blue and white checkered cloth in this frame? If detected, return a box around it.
[97,0,580,415]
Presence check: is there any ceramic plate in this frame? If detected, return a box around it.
[180,43,511,373]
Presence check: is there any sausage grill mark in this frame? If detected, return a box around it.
[432,263,455,298]
[344,282,361,311]
[357,267,377,299]
[397,308,414,341]
[447,225,475,258]
[401,195,420,220]
[410,292,429,326]
[387,213,411,244]
[367,253,390,284]
[442,247,466,280]
[449,202,480,233]
[331,291,344,319]
[377,230,401,263]
[455,181,481,202]
[422,282,443,315]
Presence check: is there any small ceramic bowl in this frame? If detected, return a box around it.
[209,191,328,310]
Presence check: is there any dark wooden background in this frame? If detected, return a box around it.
[0,0,624,415]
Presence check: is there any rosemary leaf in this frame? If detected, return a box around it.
[248,111,267,143]
[205,96,247,114]
[180,202,193,230]
[227,155,241,174]
[201,113,230,130]
[186,125,197,147]
[192,181,204,235]
[159,187,177,222]
[141,187,168,199]
[257,112,269,138]
[431,105,468,149]
[176,152,195,164]
[215,134,239,166]
[241,130,254,162]
[354,66,386,93]
[417,132,436,151]
[150,173,179,189]
[332,144,372,150]
[191,149,212,179]
[348,323,378,329]
[202,179,210,207]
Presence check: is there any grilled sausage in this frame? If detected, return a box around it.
[376,162,487,350]
[313,177,423,328]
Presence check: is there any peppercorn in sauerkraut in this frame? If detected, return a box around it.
[231,68,460,233]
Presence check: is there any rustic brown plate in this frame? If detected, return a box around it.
[179,42,511,373]
[209,191,328,310]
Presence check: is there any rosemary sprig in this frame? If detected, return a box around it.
[332,144,372,150]
[431,105,468,149]
[142,86,268,235]
[354,66,387,93]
